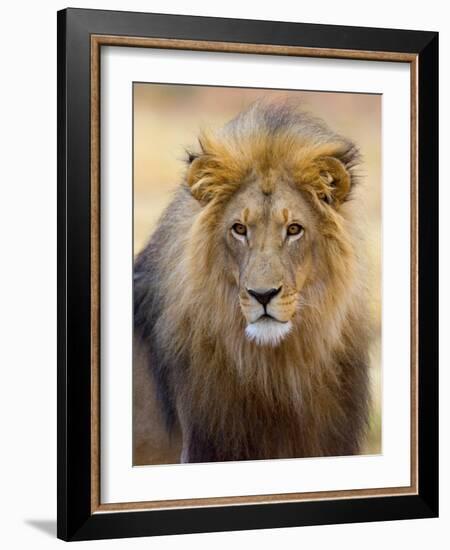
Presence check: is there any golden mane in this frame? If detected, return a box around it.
[134,102,372,462]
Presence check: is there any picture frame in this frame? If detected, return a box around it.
[57,7,438,541]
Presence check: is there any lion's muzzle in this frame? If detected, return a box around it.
[240,284,297,346]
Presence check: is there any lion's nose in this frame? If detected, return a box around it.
[247,286,282,306]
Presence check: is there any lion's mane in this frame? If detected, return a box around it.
[134,102,372,462]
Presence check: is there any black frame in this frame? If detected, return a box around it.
[57,7,438,541]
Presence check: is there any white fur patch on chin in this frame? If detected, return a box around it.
[245,318,293,346]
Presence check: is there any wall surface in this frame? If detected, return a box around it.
[0,1,446,548]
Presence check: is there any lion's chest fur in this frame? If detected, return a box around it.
[173,335,353,461]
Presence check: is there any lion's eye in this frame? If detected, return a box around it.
[232,223,247,236]
[287,223,304,237]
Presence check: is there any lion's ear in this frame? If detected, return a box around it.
[185,137,218,204]
[315,156,352,207]
[186,154,217,204]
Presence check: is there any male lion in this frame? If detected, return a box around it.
[134,101,372,464]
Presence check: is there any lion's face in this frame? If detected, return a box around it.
[222,178,316,346]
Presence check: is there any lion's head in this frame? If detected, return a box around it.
[184,101,360,347]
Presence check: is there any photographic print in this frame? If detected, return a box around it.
[133,84,382,466]
[58,9,438,540]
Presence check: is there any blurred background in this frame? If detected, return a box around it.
[134,83,381,459]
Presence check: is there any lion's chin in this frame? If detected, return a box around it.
[245,318,293,347]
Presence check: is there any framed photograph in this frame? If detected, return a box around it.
[57,8,438,541]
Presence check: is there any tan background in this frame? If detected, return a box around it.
[134,83,382,460]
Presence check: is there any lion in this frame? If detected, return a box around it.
[133,101,372,464]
